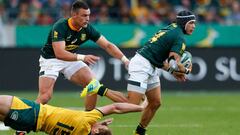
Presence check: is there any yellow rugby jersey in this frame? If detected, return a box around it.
[36,104,103,135]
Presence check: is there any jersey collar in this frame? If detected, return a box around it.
[68,18,82,32]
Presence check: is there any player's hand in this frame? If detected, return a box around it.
[99,118,113,126]
[84,55,100,65]
[177,63,186,73]
[162,61,170,71]
[188,62,193,73]
[177,62,192,74]
[172,71,186,82]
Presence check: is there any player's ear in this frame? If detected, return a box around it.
[93,128,99,134]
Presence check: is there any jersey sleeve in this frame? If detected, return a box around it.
[170,35,186,56]
[52,22,67,42]
[86,24,101,42]
[84,109,103,125]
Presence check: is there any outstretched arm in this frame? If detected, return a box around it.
[105,89,129,102]
[53,41,100,64]
[96,35,129,68]
[97,103,144,116]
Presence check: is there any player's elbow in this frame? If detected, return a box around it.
[54,52,67,60]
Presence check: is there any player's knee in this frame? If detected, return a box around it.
[149,100,161,110]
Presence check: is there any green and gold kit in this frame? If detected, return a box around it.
[37,105,103,135]
[3,97,40,132]
[138,23,186,68]
[4,96,103,135]
[41,18,101,59]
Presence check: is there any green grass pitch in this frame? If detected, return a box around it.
[0,91,240,135]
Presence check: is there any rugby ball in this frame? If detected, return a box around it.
[180,51,192,68]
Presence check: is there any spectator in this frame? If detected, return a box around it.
[60,1,71,18]
[35,10,53,25]
[131,0,150,25]
[42,0,61,22]
[98,4,110,24]
[0,2,7,24]
[0,11,6,47]
[5,0,19,24]
[228,0,240,24]
[1,0,240,25]
[118,1,133,23]
[16,2,33,25]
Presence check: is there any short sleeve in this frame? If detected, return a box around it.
[52,22,67,42]
[84,109,103,125]
[170,36,186,56]
[86,24,101,42]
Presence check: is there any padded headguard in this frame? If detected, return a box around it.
[176,10,196,34]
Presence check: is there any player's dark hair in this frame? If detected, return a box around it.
[96,127,112,135]
[71,0,89,12]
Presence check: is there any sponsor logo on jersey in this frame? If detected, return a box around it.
[71,39,77,44]
[10,111,18,121]
[180,43,186,55]
[65,45,78,51]
[80,34,86,41]
[54,31,58,39]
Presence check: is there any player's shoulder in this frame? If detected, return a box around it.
[53,18,68,28]
[168,23,184,35]
[84,23,96,31]
[163,23,184,40]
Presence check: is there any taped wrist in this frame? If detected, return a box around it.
[76,54,85,61]
[98,86,108,96]
[167,56,178,74]
[121,55,129,63]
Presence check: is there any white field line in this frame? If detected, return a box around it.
[164,106,240,112]
[65,106,240,112]
[110,124,201,128]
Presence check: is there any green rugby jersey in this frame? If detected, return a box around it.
[41,18,101,59]
[137,23,186,68]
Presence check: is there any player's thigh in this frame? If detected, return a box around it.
[128,55,150,90]
[145,86,161,105]
[70,66,95,86]
[127,54,153,104]
[39,56,64,80]
[63,61,95,86]
[127,91,145,105]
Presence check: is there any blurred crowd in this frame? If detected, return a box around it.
[0,0,240,26]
